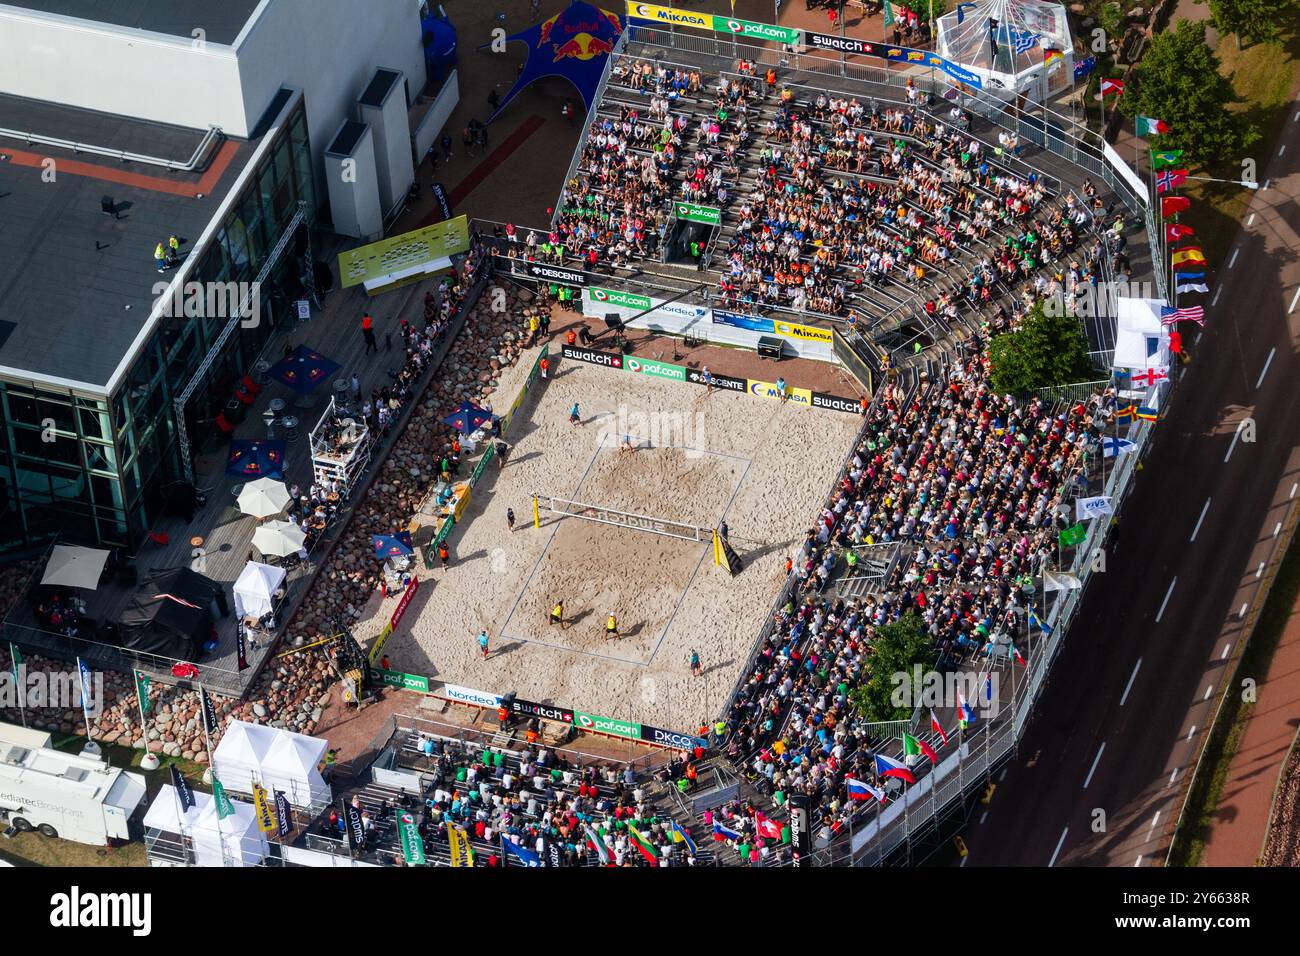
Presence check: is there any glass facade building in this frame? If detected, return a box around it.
[0,97,316,553]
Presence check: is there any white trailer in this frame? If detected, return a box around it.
[0,722,147,846]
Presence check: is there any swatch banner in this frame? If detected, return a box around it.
[561,343,625,369]
[804,31,984,89]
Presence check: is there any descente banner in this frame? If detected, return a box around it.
[686,367,747,393]
[525,262,588,286]
[562,343,624,368]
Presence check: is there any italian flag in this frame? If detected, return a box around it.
[1136,115,1170,136]
[902,732,938,763]
[628,825,659,865]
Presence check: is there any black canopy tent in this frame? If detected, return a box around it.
[117,568,222,662]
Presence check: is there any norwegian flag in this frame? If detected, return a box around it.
[1156,168,1189,194]
[1100,78,1125,96]
[1131,367,1169,387]
[1160,305,1205,326]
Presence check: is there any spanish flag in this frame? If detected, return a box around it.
[1172,247,1207,268]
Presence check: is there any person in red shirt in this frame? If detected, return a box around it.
[361,313,378,354]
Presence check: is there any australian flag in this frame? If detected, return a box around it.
[1074,56,1097,80]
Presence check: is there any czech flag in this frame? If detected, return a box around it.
[930,709,949,746]
[875,753,917,784]
[847,777,886,802]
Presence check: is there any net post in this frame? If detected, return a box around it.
[532,494,540,529]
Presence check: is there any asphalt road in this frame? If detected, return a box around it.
[961,95,1300,868]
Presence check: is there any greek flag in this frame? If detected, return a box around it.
[1013,29,1040,54]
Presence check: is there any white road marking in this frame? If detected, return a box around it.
[1049,827,1069,867]
[980,811,988,824]
[1228,248,1240,269]
[1204,684,1214,701]
[1187,725,1197,741]
[999,768,1008,782]
[1135,855,1144,867]
[1170,767,1179,787]
[1156,578,1177,622]
[1282,144,1289,156]
[1190,498,1211,541]
[1083,742,1106,789]
[961,854,969,866]
[1147,811,1161,839]
[1224,422,1246,462]
[1275,522,1283,538]
[1239,602,1248,619]
[1222,643,1232,659]
[1292,483,1298,500]
[1257,348,1276,387]
[1290,286,1300,315]
[1247,213,1256,226]
[1120,658,1142,706]
[1212,288,1223,307]
[1257,562,1266,579]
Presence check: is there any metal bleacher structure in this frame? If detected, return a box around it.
[495,20,1164,867]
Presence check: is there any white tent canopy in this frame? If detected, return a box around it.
[936,0,1072,98]
[143,785,209,836]
[212,720,330,809]
[1112,297,1169,373]
[192,794,269,867]
[40,545,111,590]
[233,561,286,620]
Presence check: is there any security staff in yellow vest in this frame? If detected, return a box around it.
[605,613,618,639]
[550,600,564,628]
[154,242,167,274]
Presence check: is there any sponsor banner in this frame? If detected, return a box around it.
[561,343,625,369]
[367,622,394,664]
[832,328,877,395]
[447,824,472,867]
[252,783,277,834]
[470,439,496,487]
[369,667,432,693]
[811,391,862,414]
[587,286,652,311]
[640,723,707,750]
[673,201,722,226]
[625,356,686,381]
[524,261,588,286]
[442,683,503,708]
[338,216,469,288]
[749,379,813,407]
[773,319,833,344]
[625,1,714,29]
[714,16,802,43]
[389,576,420,631]
[452,484,473,522]
[500,344,548,436]
[573,710,641,740]
[511,697,576,724]
[713,308,775,334]
[399,811,426,865]
[804,31,983,89]
[685,367,747,393]
[430,182,453,223]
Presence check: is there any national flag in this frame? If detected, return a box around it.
[1027,606,1053,635]
[1136,115,1170,136]
[957,689,977,729]
[1161,305,1205,326]
[1174,269,1206,282]
[1131,366,1169,387]
[1171,247,1206,267]
[671,821,699,854]
[955,1,978,23]
[501,835,542,867]
[902,732,938,763]
[1177,279,1210,295]
[1011,642,1028,667]
[1156,168,1189,194]
[170,765,196,812]
[584,824,610,863]
[983,672,994,703]
[1100,78,1124,96]
[930,710,949,746]
[1103,436,1137,457]
[874,752,916,784]
[1076,495,1114,521]
[1058,522,1087,547]
[1152,149,1184,169]
[1114,403,1138,423]
[628,825,660,864]
[1137,406,1159,421]
[847,777,886,802]
[1013,29,1040,54]
[754,812,783,839]
[713,820,743,841]
[212,776,235,820]
[134,670,152,716]
[1044,48,1064,65]
[1044,569,1083,591]
[1165,224,1195,241]
[1161,195,1192,218]
[1074,56,1097,80]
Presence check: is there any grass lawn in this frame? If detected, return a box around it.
[0,734,210,868]
[1182,30,1300,264]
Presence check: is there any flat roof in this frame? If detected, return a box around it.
[0,94,258,390]
[2,0,264,46]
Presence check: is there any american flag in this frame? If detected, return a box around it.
[1161,305,1205,326]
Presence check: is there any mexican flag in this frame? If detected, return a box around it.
[1136,116,1170,136]
[902,732,938,763]
[628,824,659,865]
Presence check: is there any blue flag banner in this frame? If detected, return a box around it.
[501,835,542,866]
[1073,56,1096,80]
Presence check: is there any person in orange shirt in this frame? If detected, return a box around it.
[361,313,378,354]
[540,355,550,380]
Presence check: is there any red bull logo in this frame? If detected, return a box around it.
[553,32,615,60]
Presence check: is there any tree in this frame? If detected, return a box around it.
[848,612,936,723]
[987,300,1095,395]
[1119,20,1258,160]
[1207,0,1297,47]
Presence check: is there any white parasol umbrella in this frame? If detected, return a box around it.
[41,545,111,591]
[252,520,306,558]
[237,477,292,520]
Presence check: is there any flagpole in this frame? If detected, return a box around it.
[10,643,25,729]
[135,670,148,736]
[76,657,93,743]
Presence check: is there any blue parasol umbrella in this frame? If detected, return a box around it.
[441,401,495,435]
[227,439,286,480]
[267,345,342,395]
[371,532,415,559]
